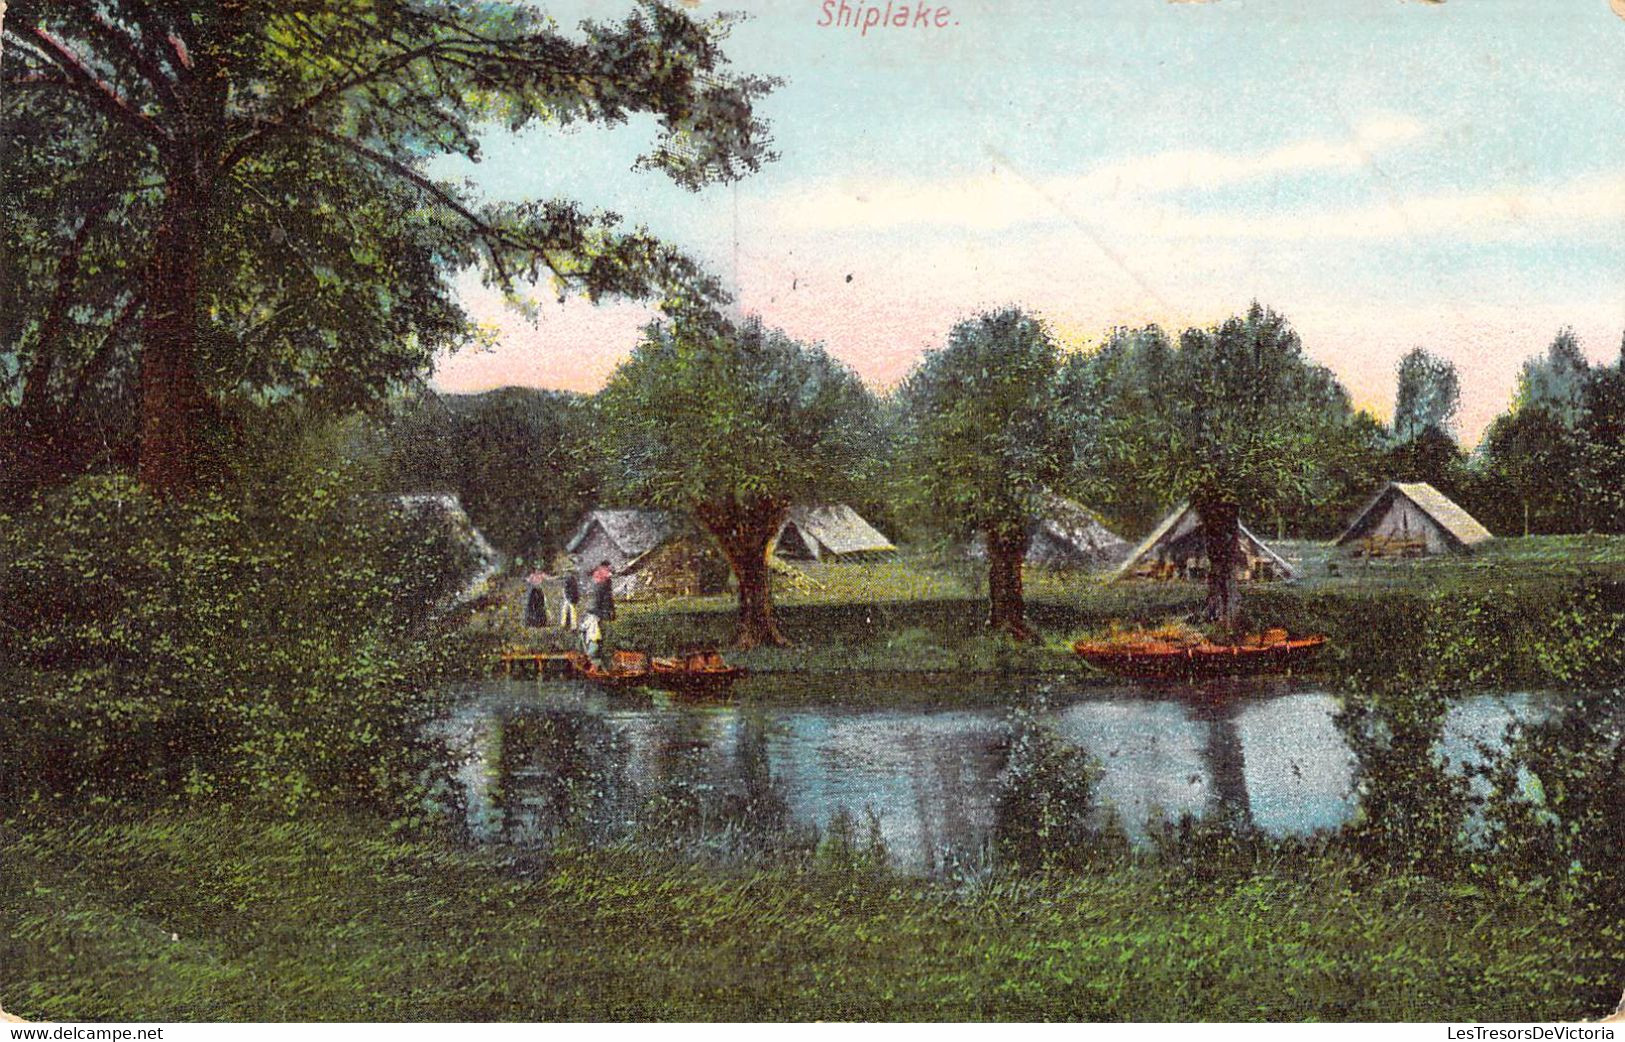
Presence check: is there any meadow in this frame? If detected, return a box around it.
[481,536,1625,687]
[3,809,1617,1022]
[5,535,1622,1022]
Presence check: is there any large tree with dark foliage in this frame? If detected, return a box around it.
[1145,304,1351,632]
[896,308,1070,639]
[598,314,879,649]
[1056,325,1178,537]
[1576,339,1625,532]
[380,387,601,563]
[2,0,776,498]
[1476,329,1620,536]
[1062,320,1381,545]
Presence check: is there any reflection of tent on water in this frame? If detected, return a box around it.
[1335,481,1493,557]
[1113,503,1295,583]
[772,504,895,562]
[968,493,1131,569]
[565,509,728,600]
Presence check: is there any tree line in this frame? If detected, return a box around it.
[5,2,1621,652]
[360,306,1625,648]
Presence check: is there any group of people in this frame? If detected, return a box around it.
[523,560,616,657]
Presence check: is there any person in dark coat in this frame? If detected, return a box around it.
[523,570,549,628]
[590,560,616,621]
[560,572,581,630]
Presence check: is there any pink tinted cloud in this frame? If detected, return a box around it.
[434,242,1623,446]
[430,276,657,394]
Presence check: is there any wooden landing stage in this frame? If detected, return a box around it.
[497,650,581,679]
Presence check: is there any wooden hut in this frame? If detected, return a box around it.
[1335,481,1493,557]
[772,504,895,562]
[564,509,727,600]
[1113,503,1296,583]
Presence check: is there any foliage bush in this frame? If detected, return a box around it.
[0,439,485,822]
[993,709,1125,872]
[1325,581,1624,960]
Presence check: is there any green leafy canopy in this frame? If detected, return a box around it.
[597,313,880,513]
[895,307,1070,541]
[3,0,778,491]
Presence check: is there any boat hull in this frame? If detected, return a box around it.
[572,650,747,696]
[1074,636,1327,678]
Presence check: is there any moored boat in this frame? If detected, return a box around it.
[1073,628,1327,678]
[571,648,747,695]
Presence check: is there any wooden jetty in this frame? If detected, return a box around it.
[497,650,583,679]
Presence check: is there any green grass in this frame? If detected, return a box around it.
[2,808,1618,1022]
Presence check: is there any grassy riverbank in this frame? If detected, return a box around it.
[479,537,1625,689]
[2,807,1618,1022]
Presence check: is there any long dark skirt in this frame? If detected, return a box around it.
[523,585,549,627]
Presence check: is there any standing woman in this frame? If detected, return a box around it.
[560,571,581,630]
[523,569,550,629]
[591,560,616,623]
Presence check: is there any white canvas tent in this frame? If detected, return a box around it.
[390,492,502,607]
[968,493,1131,569]
[1113,503,1296,583]
[1335,481,1493,556]
[772,504,895,562]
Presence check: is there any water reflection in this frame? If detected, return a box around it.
[438,678,1546,873]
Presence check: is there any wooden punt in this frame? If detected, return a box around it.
[570,648,747,696]
[649,650,749,696]
[1073,629,1327,678]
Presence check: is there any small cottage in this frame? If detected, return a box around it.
[564,509,728,599]
[1114,503,1296,583]
[1335,481,1493,557]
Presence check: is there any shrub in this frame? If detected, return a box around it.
[0,435,484,823]
[992,708,1114,872]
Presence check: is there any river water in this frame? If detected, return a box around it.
[437,676,1543,873]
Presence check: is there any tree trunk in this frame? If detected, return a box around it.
[1198,499,1242,638]
[138,186,212,496]
[985,526,1035,640]
[696,498,791,650]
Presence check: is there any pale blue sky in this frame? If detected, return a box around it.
[433,0,1625,441]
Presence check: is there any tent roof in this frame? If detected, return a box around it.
[1113,502,1296,580]
[565,509,688,559]
[1335,481,1493,549]
[781,504,895,555]
[391,493,499,561]
[389,493,501,604]
[1030,493,1131,563]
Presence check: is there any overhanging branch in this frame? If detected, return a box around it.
[23,26,168,146]
[60,0,182,112]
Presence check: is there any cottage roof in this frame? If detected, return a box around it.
[781,504,895,556]
[565,509,688,559]
[1335,481,1493,549]
[1113,502,1296,581]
